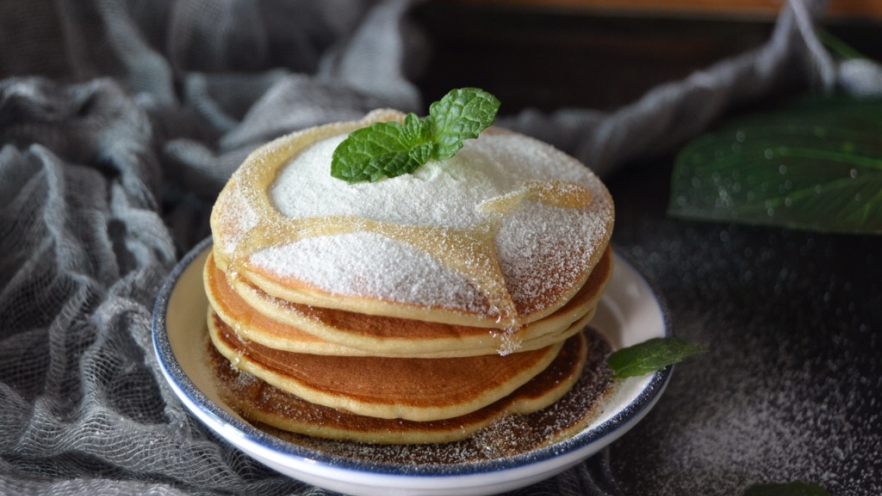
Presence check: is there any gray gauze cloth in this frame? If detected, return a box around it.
[0,0,877,494]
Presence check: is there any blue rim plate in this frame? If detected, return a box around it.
[152,238,670,495]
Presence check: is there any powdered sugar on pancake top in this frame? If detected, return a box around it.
[213,179,259,255]
[220,128,613,315]
[270,133,602,230]
[497,203,602,314]
[250,232,487,312]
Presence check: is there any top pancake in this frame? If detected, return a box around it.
[211,110,614,328]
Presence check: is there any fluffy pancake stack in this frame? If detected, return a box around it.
[206,110,614,444]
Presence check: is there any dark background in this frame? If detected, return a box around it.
[413,2,882,112]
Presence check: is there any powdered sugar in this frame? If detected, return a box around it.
[605,221,882,495]
[497,203,607,314]
[212,180,259,255]
[268,133,604,230]
[249,231,486,312]
[213,122,614,319]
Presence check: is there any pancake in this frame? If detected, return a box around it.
[208,312,569,422]
[209,330,589,444]
[210,109,614,329]
[205,249,612,357]
[205,103,616,447]
[207,300,595,359]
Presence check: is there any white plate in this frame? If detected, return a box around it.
[152,238,670,496]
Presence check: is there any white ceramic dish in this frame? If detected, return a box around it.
[152,238,670,496]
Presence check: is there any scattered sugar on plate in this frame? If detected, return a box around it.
[210,329,614,470]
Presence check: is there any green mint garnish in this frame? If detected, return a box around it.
[743,482,830,496]
[607,338,704,379]
[331,88,500,183]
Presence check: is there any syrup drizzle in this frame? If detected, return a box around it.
[215,112,593,355]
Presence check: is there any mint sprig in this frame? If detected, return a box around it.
[607,338,704,379]
[331,88,500,183]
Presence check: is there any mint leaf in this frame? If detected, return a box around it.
[669,96,882,234]
[331,88,500,183]
[743,482,830,496]
[429,88,501,160]
[607,338,704,379]
[331,114,431,183]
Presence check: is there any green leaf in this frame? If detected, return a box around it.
[331,113,432,183]
[331,88,499,183]
[668,96,882,234]
[429,88,501,160]
[743,482,830,496]
[607,338,704,379]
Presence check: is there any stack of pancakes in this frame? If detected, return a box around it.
[206,110,614,444]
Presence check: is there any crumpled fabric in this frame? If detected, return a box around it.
[0,0,871,494]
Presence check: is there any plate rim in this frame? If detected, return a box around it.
[152,237,671,478]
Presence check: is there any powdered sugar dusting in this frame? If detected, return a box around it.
[213,119,614,319]
[497,203,608,314]
[213,180,258,256]
[250,232,486,312]
[605,208,882,494]
[269,133,606,230]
